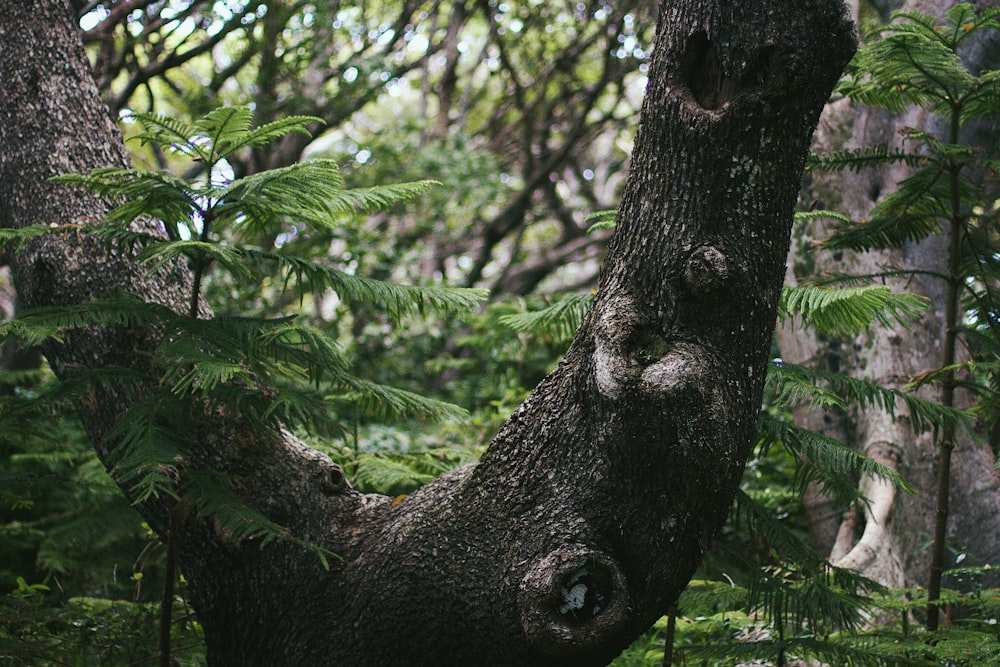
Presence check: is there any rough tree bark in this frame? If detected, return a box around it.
[781,0,1000,593]
[0,1,854,665]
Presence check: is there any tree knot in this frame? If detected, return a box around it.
[683,244,730,294]
[681,31,780,111]
[519,544,628,656]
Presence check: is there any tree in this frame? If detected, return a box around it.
[0,1,855,664]
[77,0,654,298]
[780,0,1000,613]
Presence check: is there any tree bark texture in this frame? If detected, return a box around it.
[0,1,854,664]
[782,0,1000,592]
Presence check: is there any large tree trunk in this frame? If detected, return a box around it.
[0,1,854,664]
[781,0,1000,593]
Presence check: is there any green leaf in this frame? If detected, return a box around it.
[0,295,168,347]
[105,394,189,502]
[216,160,439,234]
[757,413,912,502]
[140,239,257,282]
[53,168,201,230]
[585,209,618,233]
[248,249,487,319]
[806,145,921,173]
[352,455,437,494]
[499,293,594,343]
[779,285,928,335]
[768,362,968,437]
[126,112,205,161]
[182,471,337,568]
[330,380,469,423]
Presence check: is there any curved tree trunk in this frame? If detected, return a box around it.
[0,1,854,664]
[781,0,1000,595]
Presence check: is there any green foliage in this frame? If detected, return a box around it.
[351,446,478,497]
[820,5,1000,255]
[837,5,1000,119]
[0,376,184,664]
[585,209,619,233]
[1,105,491,661]
[806,143,922,173]
[1,586,205,666]
[25,106,487,504]
[499,292,595,344]
[778,284,928,336]
[767,361,967,437]
[497,274,930,345]
[815,3,1000,643]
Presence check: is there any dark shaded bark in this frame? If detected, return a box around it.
[0,1,854,665]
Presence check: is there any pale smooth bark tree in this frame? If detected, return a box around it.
[0,0,854,664]
[780,0,1000,599]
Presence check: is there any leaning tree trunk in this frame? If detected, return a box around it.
[0,1,854,664]
[780,0,1000,594]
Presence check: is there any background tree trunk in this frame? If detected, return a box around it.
[0,0,854,664]
[780,0,1000,594]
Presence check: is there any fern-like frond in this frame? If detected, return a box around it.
[962,68,1000,124]
[906,360,1000,400]
[822,164,972,252]
[820,213,941,252]
[779,285,928,335]
[126,111,205,161]
[899,128,981,166]
[896,4,1000,50]
[193,106,320,163]
[771,362,968,436]
[499,293,594,342]
[127,107,320,170]
[352,454,438,495]
[105,395,189,502]
[160,348,256,397]
[758,413,911,501]
[215,115,322,160]
[839,4,1000,125]
[253,249,487,318]
[677,578,749,616]
[330,381,469,423]
[0,224,76,248]
[216,160,438,233]
[248,318,350,379]
[806,145,921,173]
[53,168,200,230]
[791,424,912,495]
[195,106,255,161]
[684,634,935,667]
[840,23,972,115]
[736,491,884,632]
[318,181,442,215]
[182,471,336,568]
[793,210,852,226]
[585,209,617,233]
[0,295,170,348]
[140,239,258,282]
[154,316,349,399]
[734,489,827,572]
[766,362,847,411]
[100,236,486,320]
